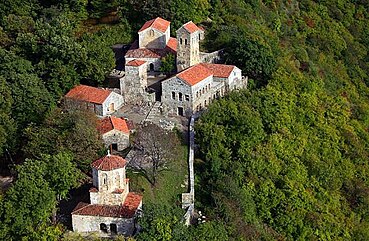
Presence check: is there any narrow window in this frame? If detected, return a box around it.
[172,92,176,100]
[102,173,107,185]
[180,38,183,44]
[185,39,187,45]
[179,92,183,101]
[150,29,154,36]
[205,100,207,106]
[185,95,189,101]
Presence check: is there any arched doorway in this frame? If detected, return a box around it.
[110,223,117,234]
[149,63,154,71]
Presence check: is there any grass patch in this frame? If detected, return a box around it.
[128,144,188,207]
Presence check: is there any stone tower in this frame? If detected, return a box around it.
[89,152,130,205]
[176,21,204,71]
[120,59,148,104]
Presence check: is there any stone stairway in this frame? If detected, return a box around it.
[142,101,163,124]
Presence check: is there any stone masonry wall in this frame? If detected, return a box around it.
[72,214,135,236]
[121,65,147,104]
[125,57,161,72]
[102,130,130,151]
[138,28,169,49]
[176,27,200,71]
[162,76,193,117]
[94,168,126,192]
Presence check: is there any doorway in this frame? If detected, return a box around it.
[177,107,184,116]
[110,223,117,234]
[111,143,118,151]
[109,103,115,112]
[149,63,154,71]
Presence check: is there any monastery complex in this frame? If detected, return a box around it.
[65,17,247,118]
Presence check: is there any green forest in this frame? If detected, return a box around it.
[1,0,369,240]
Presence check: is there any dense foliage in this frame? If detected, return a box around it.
[195,0,369,240]
[0,0,369,240]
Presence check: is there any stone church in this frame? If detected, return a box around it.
[71,153,142,236]
[120,17,247,117]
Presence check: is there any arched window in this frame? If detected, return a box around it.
[102,173,107,185]
[100,223,108,233]
[149,63,154,71]
[110,223,117,234]
[180,38,183,45]
[116,174,120,188]
[178,92,183,101]
[150,29,154,36]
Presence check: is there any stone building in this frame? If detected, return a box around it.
[161,63,245,117]
[65,85,124,116]
[125,17,177,72]
[98,116,130,152]
[120,17,246,116]
[120,60,148,104]
[72,153,142,236]
[176,21,204,71]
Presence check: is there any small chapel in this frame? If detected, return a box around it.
[71,153,142,236]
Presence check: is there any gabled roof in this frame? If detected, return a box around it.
[91,154,127,171]
[126,59,146,67]
[177,64,213,86]
[166,37,177,52]
[138,17,170,33]
[72,192,142,218]
[98,116,130,135]
[65,85,111,104]
[200,63,236,78]
[182,21,203,34]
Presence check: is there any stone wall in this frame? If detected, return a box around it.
[64,98,103,116]
[90,187,129,206]
[125,57,161,72]
[72,214,135,236]
[138,28,169,49]
[121,64,148,104]
[191,75,217,111]
[161,76,193,117]
[102,130,130,151]
[93,167,126,192]
[176,27,200,71]
[200,49,224,64]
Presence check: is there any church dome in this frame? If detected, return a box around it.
[91,154,127,171]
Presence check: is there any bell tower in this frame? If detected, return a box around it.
[176,21,203,71]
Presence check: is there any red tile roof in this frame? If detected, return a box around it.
[126,59,146,67]
[183,21,202,34]
[126,48,162,58]
[201,63,236,78]
[72,192,142,218]
[138,17,170,33]
[98,116,130,135]
[91,154,127,171]
[177,64,213,86]
[166,37,177,52]
[65,85,111,104]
